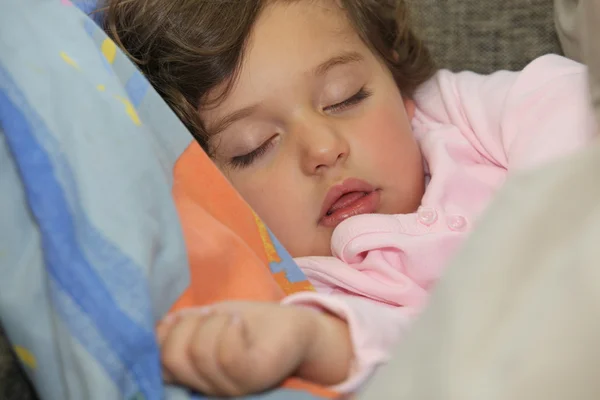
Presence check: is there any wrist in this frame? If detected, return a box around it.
[295,307,353,386]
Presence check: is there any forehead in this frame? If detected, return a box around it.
[247,0,363,79]
[203,0,369,115]
[253,0,354,50]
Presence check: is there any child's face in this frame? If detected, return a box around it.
[202,0,424,257]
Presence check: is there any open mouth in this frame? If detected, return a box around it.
[319,178,381,228]
[326,191,371,216]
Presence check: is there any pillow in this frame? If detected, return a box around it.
[0,1,326,399]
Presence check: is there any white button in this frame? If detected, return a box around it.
[417,206,438,226]
[447,215,467,231]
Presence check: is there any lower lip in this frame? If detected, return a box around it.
[319,190,381,228]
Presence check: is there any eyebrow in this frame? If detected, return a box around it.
[207,105,259,137]
[208,51,364,136]
[313,51,364,76]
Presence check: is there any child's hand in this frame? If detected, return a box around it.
[157,301,353,397]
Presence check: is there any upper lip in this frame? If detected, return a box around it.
[319,178,376,221]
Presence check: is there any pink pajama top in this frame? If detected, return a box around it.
[283,55,598,393]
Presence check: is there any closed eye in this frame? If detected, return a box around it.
[229,136,276,169]
[324,87,372,113]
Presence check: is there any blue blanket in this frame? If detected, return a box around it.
[0,1,322,399]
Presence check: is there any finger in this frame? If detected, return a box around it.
[160,314,213,393]
[157,308,215,383]
[216,313,269,393]
[156,316,178,382]
[217,312,301,394]
[189,312,244,396]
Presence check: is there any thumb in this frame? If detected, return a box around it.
[156,315,178,382]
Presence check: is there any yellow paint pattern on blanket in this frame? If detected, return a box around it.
[60,51,79,70]
[114,96,141,126]
[273,271,315,295]
[101,39,117,64]
[252,212,281,263]
[14,346,37,369]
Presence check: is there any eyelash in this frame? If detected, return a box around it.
[324,87,372,113]
[229,87,372,169]
[230,137,276,169]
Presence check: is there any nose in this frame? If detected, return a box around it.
[295,118,349,176]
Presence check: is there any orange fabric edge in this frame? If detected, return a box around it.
[169,142,343,397]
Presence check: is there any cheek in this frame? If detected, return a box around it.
[352,102,419,168]
[229,169,305,248]
[352,102,424,212]
[230,173,281,219]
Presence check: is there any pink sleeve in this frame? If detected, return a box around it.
[290,213,467,393]
[296,213,465,308]
[282,291,415,393]
[415,54,597,171]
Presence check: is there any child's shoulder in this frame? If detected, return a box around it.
[431,54,584,89]
[415,54,587,106]
[434,54,582,80]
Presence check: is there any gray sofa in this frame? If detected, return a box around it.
[409,0,561,73]
[0,0,561,398]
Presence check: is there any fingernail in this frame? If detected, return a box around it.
[161,313,178,325]
[197,306,213,316]
[179,306,213,317]
[229,313,242,326]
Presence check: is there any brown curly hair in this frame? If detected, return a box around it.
[103,0,436,154]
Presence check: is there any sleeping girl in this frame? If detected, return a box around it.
[105,0,597,396]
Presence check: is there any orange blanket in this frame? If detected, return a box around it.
[171,142,339,398]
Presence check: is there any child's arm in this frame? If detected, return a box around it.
[156,301,353,396]
[157,296,411,396]
[283,292,415,393]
